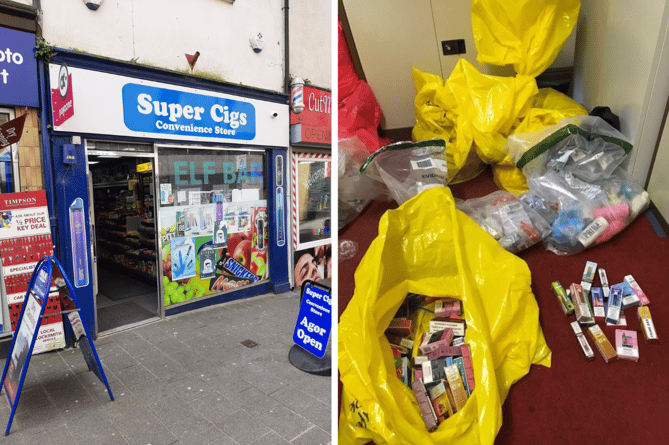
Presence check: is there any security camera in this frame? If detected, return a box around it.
[272,112,278,118]
[84,0,104,10]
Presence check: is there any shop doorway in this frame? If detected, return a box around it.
[86,144,160,334]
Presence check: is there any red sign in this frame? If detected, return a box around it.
[0,114,27,149]
[290,86,331,146]
[51,72,74,127]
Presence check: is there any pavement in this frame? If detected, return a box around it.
[0,289,332,445]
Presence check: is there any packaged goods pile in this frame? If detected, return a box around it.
[553,261,658,363]
[386,294,475,431]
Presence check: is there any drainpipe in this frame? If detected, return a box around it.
[283,0,290,94]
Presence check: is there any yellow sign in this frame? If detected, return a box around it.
[137,162,152,172]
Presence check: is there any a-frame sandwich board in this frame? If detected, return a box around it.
[0,256,114,435]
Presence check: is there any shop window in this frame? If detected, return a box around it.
[156,146,268,307]
[293,154,331,250]
[0,108,17,193]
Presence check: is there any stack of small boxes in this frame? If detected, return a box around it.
[386,295,474,432]
[552,261,658,363]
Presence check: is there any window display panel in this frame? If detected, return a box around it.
[296,158,331,246]
[157,147,268,306]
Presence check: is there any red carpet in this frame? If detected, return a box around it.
[338,167,669,444]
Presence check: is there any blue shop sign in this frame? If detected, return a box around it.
[0,27,39,107]
[122,83,256,140]
[292,282,332,359]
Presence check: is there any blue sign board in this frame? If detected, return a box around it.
[1,256,114,435]
[292,281,332,359]
[122,83,256,140]
[0,27,39,107]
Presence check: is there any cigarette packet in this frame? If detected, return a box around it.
[570,321,595,361]
[637,306,658,343]
[429,320,465,337]
[587,324,617,363]
[435,299,462,318]
[551,281,574,315]
[387,318,412,336]
[570,283,594,325]
[624,275,650,306]
[615,329,639,361]
[412,379,438,432]
[605,284,623,325]
[444,364,468,411]
[386,333,414,351]
[427,345,462,361]
[420,334,454,356]
[590,287,605,318]
[598,268,610,299]
[421,358,447,384]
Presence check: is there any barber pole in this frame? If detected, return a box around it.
[290,77,305,114]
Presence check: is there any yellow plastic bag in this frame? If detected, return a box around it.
[412,67,485,184]
[472,0,581,77]
[339,187,551,445]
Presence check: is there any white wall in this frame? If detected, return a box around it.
[289,1,331,89]
[572,0,668,183]
[40,0,286,92]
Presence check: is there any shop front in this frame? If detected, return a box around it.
[43,51,290,337]
[289,85,332,287]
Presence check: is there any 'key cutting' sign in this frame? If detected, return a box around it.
[292,281,331,359]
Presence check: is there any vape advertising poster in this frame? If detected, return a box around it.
[159,201,267,306]
[69,198,89,288]
[213,220,227,248]
[170,237,196,280]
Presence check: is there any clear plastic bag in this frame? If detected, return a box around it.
[361,140,448,205]
[457,191,551,253]
[508,116,650,255]
[339,136,388,229]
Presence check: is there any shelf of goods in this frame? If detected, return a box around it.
[96,213,157,284]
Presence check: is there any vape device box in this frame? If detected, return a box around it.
[598,268,610,298]
[637,306,658,343]
[445,363,468,411]
[624,275,650,306]
[570,321,595,361]
[615,329,639,361]
[580,260,598,295]
[551,281,574,315]
[428,381,453,421]
[587,324,617,363]
[590,287,605,318]
[570,283,594,325]
[605,285,623,326]
[460,344,475,391]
